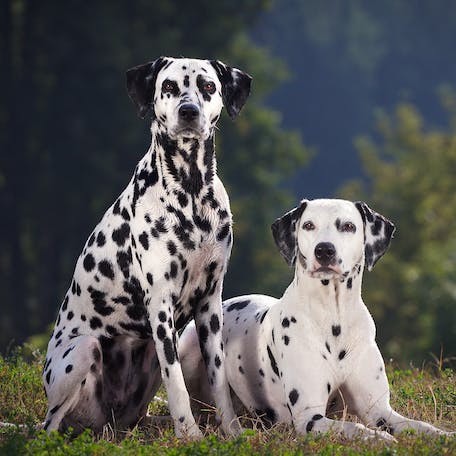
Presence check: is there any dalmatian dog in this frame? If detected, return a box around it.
[42,57,251,438]
[180,198,453,440]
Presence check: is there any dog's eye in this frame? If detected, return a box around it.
[341,222,356,233]
[203,82,216,93]
[302,221,315,231]
[162,80,176,93]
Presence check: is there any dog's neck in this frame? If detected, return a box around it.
[144,121,216,198]
[284,260,365,323]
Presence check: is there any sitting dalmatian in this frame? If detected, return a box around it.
[179,198,454,440]
[42,57,251,437]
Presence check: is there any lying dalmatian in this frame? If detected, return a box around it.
[179,198,453,440]
[42,57,251,437]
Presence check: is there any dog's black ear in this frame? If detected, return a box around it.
[355,201,395,271]
[271,200,308,267]
[126,57,168,119]
[210,60,252,119]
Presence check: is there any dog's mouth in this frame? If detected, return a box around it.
[170,126,207,140]
[309,265,342,279]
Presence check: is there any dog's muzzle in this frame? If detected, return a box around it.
[173,103,206,138]
[310,242,343,277]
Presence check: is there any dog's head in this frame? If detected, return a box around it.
[271,199,395,279]
[126,57,252,139]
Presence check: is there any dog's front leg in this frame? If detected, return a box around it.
[345,344,453,437]
[372,407,454,437]
[292,395,394,440]
[149,299,202,438]
[195,286,242,436]
[281,358,394,441]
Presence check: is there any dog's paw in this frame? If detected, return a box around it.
[222,418,244,437]
[175,421,203,439]
[353,424,396,443]
[374,429,397,443]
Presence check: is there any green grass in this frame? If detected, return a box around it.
[0,348,455,455]
[0,348,47,426]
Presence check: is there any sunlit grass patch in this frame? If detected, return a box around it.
[0,350,454,455]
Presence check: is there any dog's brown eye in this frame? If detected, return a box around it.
[203,82,215,93]
[303,221,315,231]
[163,80,175,93]
[341,222,356,233]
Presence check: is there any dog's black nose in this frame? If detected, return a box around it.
[315,242,336,266]
[178,103,200,122]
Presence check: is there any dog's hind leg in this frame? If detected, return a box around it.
[43,335,106,433]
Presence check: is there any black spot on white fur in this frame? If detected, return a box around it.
[227,300,250,312]
[289,389,299,406]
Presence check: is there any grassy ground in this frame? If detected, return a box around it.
[0,347,455,455]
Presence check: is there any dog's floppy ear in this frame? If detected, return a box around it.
[271,200,308,267]
[210,60,252,119]
[355,201,395,271]
[126,57,168,119]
